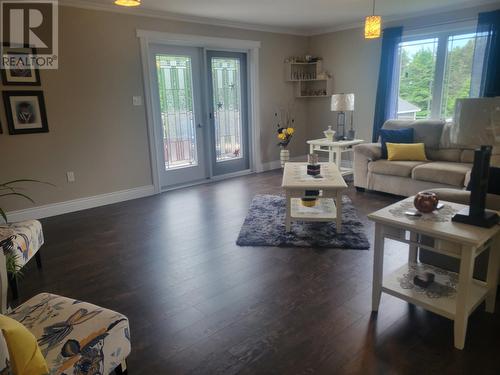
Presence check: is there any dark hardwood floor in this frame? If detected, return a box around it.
[15,170,500,374]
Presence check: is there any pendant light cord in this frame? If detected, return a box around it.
[372,0,376,16]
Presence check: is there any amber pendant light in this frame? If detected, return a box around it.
[365,0,382,39]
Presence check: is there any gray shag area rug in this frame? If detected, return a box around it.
[236,194,370,249]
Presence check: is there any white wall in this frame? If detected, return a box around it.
[306,3,500,144]
[0,5,309,212]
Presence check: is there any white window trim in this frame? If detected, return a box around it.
[136,30,262,193]
[396,21,480,120]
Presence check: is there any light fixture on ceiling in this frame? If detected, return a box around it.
[364,0,381,39]
[114,0,141,7]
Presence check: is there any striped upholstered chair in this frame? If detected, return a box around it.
[0,249,131,374]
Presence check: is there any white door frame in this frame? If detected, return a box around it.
[137,30,262,193]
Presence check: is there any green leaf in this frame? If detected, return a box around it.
[0,186,16,192]
[0,207,6,223]
[5,252,23,277]
[0,192,35,203]
[1,179,55,187]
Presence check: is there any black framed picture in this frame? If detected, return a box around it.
[1,47,41,86]
[3,91,48,134]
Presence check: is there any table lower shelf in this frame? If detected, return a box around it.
[339,167,354,176]
[290,197,337,221]
[382,262,488,320]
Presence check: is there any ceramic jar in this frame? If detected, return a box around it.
[414,192,439,213]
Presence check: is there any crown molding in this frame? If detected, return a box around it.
[58,0,308,36]
[57,0,500,38]
[307,0,500,36]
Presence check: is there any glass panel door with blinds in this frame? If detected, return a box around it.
[150,46,249,189]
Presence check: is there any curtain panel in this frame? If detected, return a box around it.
[475,9,500,97]
[372,27,403,142]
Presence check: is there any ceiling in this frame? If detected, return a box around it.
[70,0,498,34]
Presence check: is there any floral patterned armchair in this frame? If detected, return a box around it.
[0,248,131,375]
[0,220,45,300]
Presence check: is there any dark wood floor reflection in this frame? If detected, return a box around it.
[17,171,500,374]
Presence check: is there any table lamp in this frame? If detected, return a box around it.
[450,97,500,147]
[331,93,355,140]
[451,98,500,228]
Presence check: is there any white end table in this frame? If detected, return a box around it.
[306,138,364,176]
[282,162,347,233]
[368,197,500,350]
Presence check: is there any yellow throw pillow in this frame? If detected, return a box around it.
[0,314,48,375]
[386,143,427,161]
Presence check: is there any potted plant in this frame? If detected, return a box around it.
[0,179,52,275]
[275,109,295,167]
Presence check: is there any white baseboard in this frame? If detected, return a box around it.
[6,185,155,222]
[261,155,308,171]
[160,169,254,192]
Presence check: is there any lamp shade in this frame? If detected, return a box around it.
[331,93,355,112]
[365,15,381,39]
[451,98,500,146]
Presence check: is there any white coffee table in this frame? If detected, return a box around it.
[282,162,347,233]
[307,138,364,176]
[368,197,500,349]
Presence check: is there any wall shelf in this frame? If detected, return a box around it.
[285,58,332,98]
[296,95,330,98]
[287,78,329,82]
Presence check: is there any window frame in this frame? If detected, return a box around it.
[395,21,479,120]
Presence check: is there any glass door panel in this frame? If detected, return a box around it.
[150,45,207,188]
[156,55,198,169]
[211,57,243,162]
[207,51,249,176]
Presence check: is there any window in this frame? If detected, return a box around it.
[395,28,488,121]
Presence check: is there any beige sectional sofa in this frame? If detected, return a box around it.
[353,120,500,196]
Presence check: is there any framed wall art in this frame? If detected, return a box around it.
[3,91,48,134]
[1,47,41,86]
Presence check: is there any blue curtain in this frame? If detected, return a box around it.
[476,9,500,97]
[372,27,403,142]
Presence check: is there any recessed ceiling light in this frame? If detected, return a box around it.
[114,0,141,7]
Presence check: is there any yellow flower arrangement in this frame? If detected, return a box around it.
[275,110,295,148]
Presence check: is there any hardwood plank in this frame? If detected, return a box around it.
[12,170,500,374]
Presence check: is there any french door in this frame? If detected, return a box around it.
[150,46,249,189]
[150,45,206,188]
[207,51,250,176]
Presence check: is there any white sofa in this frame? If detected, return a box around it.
[353,120,500,196]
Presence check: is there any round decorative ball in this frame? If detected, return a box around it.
[414,192,439,213]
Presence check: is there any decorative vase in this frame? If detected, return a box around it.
[323,126,336,141]
[280,148,290,167]
[414,192,439,213]
[347,129,356,140]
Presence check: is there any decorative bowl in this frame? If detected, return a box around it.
[301,197,317,207]
[414,192,439,213]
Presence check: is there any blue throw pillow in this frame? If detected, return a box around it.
[379,128,414,159]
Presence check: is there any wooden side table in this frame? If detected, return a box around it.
[282,163,347,233]
[306,138,364,176]
[368,197,500,350]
